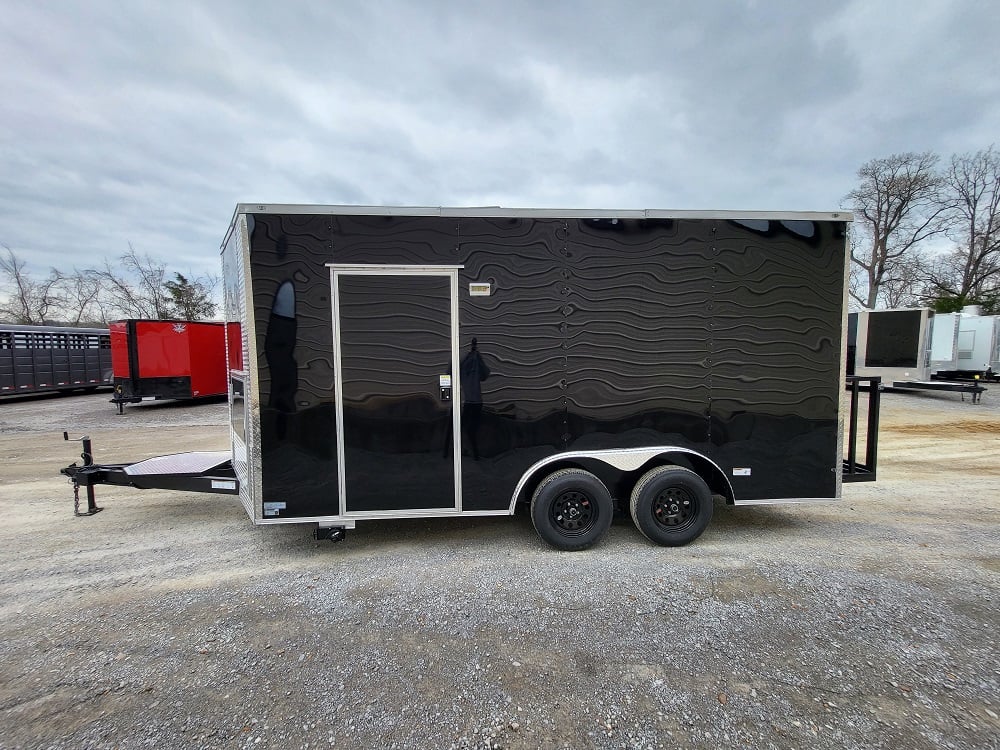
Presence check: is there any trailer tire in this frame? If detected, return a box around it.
[629,465,713,546]
[530,468,614,551]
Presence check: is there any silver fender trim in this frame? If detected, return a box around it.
[508,447,735,513]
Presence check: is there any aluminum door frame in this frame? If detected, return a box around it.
[328,264,463,517]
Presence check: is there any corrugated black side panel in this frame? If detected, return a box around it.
[709,219,844,499]
[247,214,846,517]
[250,215,338,517]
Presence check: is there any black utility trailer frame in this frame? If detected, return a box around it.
[842,376,881,482]
[889,379,986,404]
[62,433,238,516]
[62,205,880,550]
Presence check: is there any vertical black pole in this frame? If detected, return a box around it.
[865,377,880,480]
[80,437,97,514]
[847,377,859,475]
[81,436,99,513]
[65,433,103,516]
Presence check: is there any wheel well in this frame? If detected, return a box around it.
[512,450,735,511]
[641,452,734,504]
[514,458,592,511]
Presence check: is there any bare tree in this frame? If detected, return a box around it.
[53,268,107,326]
[89,245,173,319]
[846,152,951,308]
[0,246,33,323]
[925,146,1000,308]
[0,246,63,324]
[2,244,220,325]
[880,252,927,308]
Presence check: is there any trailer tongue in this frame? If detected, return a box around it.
[61,433,238,516]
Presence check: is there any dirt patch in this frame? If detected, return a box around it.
[887,420,1000,437]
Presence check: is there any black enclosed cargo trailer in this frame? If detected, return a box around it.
[63,205,879,550]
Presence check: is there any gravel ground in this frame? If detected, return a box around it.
[0,388,997,750]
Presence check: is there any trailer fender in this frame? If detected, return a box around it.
[509,448,734,513]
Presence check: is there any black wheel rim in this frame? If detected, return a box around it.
[652,485,697,531]
[550,490,596,536]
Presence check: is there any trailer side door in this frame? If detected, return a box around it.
[331,266,462,514]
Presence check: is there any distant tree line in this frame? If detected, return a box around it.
[0,245,218,326]
[847,146,1000,313]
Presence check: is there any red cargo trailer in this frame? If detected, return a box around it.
[110,320,227,411]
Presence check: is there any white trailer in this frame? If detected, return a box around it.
[952,314,1000,380]
[849,307,987,402]
[929,312,961,374]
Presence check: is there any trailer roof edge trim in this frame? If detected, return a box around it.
[234,203,851,220]
[221,204,852,249]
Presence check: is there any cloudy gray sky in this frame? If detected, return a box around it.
[2,0,997,279]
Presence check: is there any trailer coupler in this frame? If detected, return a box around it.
[62,432,103,516]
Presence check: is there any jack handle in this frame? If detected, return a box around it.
[64,432,94,466]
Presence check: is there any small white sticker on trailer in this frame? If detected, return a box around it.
[263,501,287,516]
[732,468,752,476]
[212,480,237,491]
